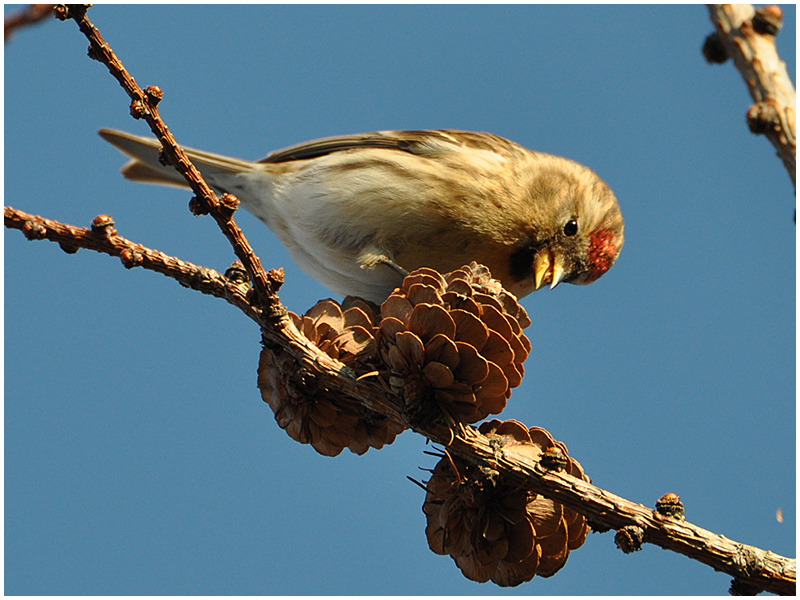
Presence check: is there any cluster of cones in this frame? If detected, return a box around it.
[423,419,590,586]
[258,262,531,456]
[257,263,590,587]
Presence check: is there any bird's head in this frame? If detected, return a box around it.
[508,159,624,297]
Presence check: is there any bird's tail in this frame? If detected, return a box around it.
[98,128,256,189]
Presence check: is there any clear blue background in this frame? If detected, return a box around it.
[5,5,795,595]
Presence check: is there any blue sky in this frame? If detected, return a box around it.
[5,4,795,595]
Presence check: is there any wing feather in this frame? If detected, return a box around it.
[258,130,524,164]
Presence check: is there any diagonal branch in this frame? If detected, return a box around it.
[705,4,796,191]
[53,4,285,317]
[4,4,54,41]
[444,427,796,596]
[4,206,261,324]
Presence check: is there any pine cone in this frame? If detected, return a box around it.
[258,297,405,456]
[423,419,589,586]
[379,263,531,424]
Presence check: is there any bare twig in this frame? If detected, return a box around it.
[4,206,261,325]
[705,4,797,190]
[53,4,284,318]
[4,4,54,41]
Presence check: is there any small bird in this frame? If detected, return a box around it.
[99,128,624,303]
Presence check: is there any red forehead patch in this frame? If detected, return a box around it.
[586,228,618,282]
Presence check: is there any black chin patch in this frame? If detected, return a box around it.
[509,242,537,283]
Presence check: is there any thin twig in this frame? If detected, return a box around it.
[4,206,261,325]
[4,4,54,41]
[705,4,796,191]
[53,4,285,318]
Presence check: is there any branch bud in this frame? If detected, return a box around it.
[23,219,47,240]
[129,99,148,120]
[655,492,685,519]
[615,525,645,553]
[157,147,171,167]
[54,4,89,22]
[87,41,102,62]
[746,101,781,134]
[225,261,249,285]
[59,241,80,254]
[267,267,285,292]
[120,248,144,269]
[188,196,210,216]
[752,5,783,36]
[91,214,116,237]
[702,32,728,64]
[730,577,764,596]
[540,445,568,471]
[144,85,163,107]
[218,193,239,219]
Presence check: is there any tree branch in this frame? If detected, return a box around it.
[4,206,261,325]
[705,4,796,191]
[53,4,284,317]
[4,4,54,41]
[444,427,796,595]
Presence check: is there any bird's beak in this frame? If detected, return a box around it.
[533,250,567,290]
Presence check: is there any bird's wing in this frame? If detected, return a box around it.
[258,130,523,163]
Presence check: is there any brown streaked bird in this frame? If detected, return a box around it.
[99,128,624,303]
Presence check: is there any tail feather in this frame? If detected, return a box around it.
[98,128,255,189]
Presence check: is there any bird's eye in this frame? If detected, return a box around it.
[563,219,578,237]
